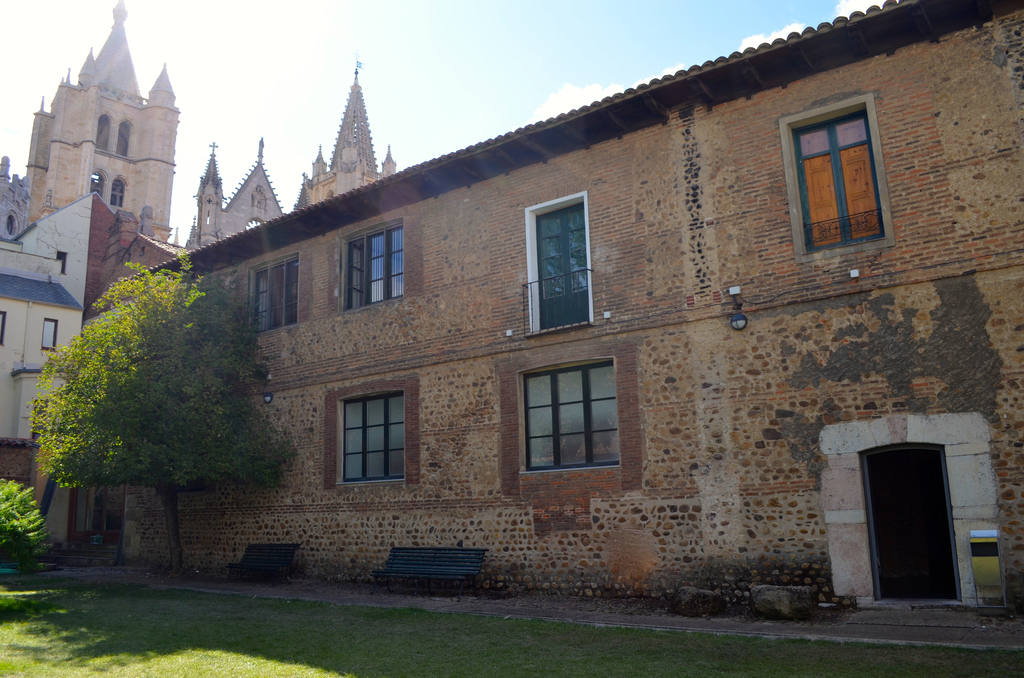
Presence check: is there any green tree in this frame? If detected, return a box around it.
[0,480,49,572]
[32,258,294,570]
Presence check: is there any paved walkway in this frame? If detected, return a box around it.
[42,567,1023,651]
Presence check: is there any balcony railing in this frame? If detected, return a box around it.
[805,208,883,249]
[522,268,592,334]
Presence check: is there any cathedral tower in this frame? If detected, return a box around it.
[26,1,179,241]
[296,69,395,208]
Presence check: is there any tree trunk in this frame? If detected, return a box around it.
[156,484,183,571]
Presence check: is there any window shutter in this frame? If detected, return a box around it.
[803,155,841,247]
[840,144,882,240]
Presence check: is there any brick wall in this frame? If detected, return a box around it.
[0,443,33,486]
[123,10,1024,608]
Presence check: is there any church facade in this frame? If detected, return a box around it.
[186,140,283,250]
[186,71,395,249]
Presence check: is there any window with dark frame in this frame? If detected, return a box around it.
[536,203,589,330]
[0,310,6,344]
[41,318,58,350]
[524,362,618,470]
[56,251,67,274]
[253,258,299,331]
[794,112,884,251]
[341,393,405,482]
[345,225,403,310]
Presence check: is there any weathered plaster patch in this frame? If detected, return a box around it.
[789,276,1002,419]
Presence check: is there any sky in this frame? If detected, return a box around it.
[0,0,877,244]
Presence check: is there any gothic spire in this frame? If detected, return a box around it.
[93,1,140,96]
[149,63,174,94]
[78,49,96,86]
[330,70,378,177]
[199,142,222,194]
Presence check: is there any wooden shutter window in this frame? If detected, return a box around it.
[804,154,841,247]
[840,143,882,240]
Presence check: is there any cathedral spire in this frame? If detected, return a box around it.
[148,63,175,106]
[113,0,127,26]
[199,142,222,193]
[93,1,140,97]
[78,49,96,86]
[330,70,378,177]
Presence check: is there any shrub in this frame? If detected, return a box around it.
[0,480,48,573]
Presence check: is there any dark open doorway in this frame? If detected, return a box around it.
[864,447,958,599]
[68,486,125,545]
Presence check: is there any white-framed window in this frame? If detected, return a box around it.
[779,94,894,260]
[42,318,58,350]
[524,192,593,333]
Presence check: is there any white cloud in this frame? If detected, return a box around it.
[528,82,625,123]
[634,63,688,88]
[834,0,882,19]
[738,22,806,52]
[735,2,892,54]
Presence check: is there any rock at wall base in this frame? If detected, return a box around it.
[750,584,814,620]
[669,586,726,616]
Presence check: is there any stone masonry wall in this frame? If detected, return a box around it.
[120,12,1024,607]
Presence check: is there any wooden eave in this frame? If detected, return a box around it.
[170,0,993,275]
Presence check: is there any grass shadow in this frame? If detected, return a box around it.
[2,576,1022,677]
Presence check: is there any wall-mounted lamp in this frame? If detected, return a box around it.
[728,285,748,331]
[263,392,274,404]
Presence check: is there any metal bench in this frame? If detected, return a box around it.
[227,543,300,580]
[372,546,487,597]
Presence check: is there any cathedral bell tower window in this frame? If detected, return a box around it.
[116,121,131,156]
[110,179,125,207]
[96,115,111,151]
[90,172,105,198]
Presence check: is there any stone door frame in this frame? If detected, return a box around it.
[819,413,998,606]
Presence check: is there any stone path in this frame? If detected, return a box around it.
[40,567,1024,650]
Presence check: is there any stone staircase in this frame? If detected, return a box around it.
[42,542,118,568]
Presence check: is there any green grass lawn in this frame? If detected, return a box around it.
[0,577,1021,677]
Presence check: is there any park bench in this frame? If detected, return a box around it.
[227,543,300,580]
[372,546,487,597]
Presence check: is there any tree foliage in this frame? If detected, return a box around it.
[32,257,294,568]
[0,480,49,573]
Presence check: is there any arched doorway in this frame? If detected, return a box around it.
[863,447,958,599]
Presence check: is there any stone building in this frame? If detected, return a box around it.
[294,70,396,209]
[124,0,1021,610]
[25,1,179,242]
[1,157,32,240]
[185,140,283,250]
